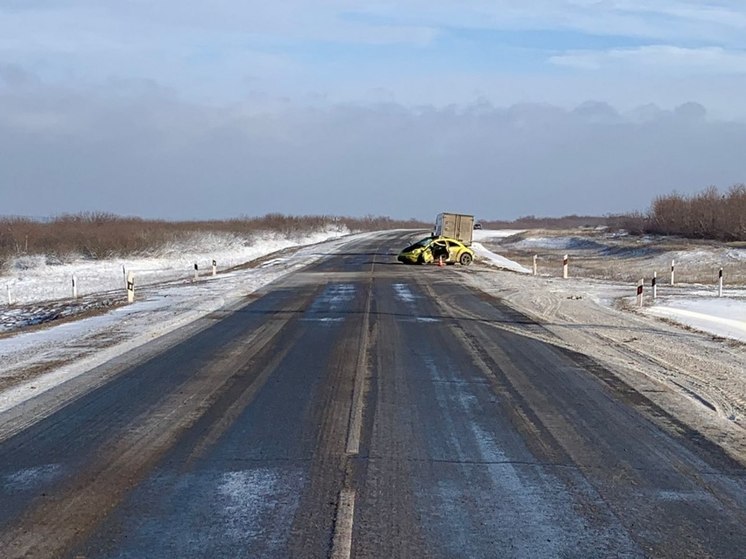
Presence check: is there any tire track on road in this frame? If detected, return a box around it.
[0,289,321,559]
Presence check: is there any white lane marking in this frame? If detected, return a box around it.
[345,280,372,456]
[330,488,356,559]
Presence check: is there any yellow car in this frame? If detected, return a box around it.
[397,236,475,266]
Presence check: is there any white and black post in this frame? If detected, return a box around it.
[212,259,217,277]
[193,263,199,281]
[652,271,657,300]
[637,279,644,307]
[718,267,723,298]
[670,259,675,286]
[122,265,127,288]
[563,254,569,279]
[533,254,538,276]
[6,285,11,305]
[126,271,135,303]
[72,275,78,299]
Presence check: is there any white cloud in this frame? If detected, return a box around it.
[352,1,746,44]
[3,2,746,53]
[2,3,746,130]
[1,78,745,220]
[550,45,746,74]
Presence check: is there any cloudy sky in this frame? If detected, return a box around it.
[1,1,745,220]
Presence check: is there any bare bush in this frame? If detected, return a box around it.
[0,213,430,264]
[607,212,648,235]
[647,185,746,241]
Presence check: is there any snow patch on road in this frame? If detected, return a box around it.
[307,283,356,319]
[4,464,62,491]
[393,283,417,303]
[219,469,280,534]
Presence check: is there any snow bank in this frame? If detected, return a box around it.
[645,298,746,342]
[509,236,605,251]
[472,229,524,241]
[472,242,531,274]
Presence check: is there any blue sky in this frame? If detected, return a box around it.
[1,1,746,219]
[3,0,746,110]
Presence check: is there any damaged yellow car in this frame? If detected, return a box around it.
[397,236,475,266]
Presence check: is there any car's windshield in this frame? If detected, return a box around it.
[404,237,433,251]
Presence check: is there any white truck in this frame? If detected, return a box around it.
[434,213,474,246]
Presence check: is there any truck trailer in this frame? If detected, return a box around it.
[434,213,474,245]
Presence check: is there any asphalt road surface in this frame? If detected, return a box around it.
[1,231,745,558]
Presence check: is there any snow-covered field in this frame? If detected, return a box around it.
[475,229,746,343]
[1,227,744,462]
[0,227,362,413]
[2,228,350,307]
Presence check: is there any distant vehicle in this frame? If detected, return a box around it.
[434,213,474,245]
[398,236,475,266]
[473,222,482,230]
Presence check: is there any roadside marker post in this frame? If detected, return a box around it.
[72,275,78,299]
[212,259,217,277]
[6,285,11,305]
[718,268,723,298]
[652,272,657,300]
[533,254,538,276]
[126,272,135,303]
[670,259,675,286]
[563,255,569,279]
[637,279,644,307]
[194,263,199,281]
[122,265,127,288]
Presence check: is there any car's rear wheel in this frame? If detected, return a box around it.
[417,253,426,265]
[459,252,473,266]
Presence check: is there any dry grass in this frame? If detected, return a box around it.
[0,213,429,269]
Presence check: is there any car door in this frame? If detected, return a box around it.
[431,239,449,262]
[446,240,463,262]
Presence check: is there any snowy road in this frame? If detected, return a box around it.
[1,231,746,558]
